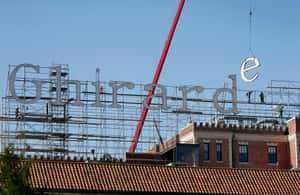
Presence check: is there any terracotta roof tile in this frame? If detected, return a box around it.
[29,161,300,194]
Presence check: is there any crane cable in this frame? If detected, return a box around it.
[240,0,261,83]
[248,0,255,57]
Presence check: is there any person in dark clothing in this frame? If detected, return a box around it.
[259,92,264,103]
[15,107,19,119]
[246,91,253,103]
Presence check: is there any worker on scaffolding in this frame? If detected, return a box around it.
[279,106,284,118]
[15,107,24,120]
[259,92,265,104]
[246,91,253,103]
[15,107,19,119]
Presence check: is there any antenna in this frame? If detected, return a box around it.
[96,67,100,82]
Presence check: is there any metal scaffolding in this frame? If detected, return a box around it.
[1,64,300,159]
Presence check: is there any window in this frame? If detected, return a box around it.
[239,145,248,162]
[216,143,222,161]
[268,146,277,163]
[204,143,209,161]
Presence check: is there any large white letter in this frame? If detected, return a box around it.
[178,86,204,112]
[109,81,135,108]
[143,84,170,110]
[66,80,84,106]
[91,81,104,107]
[9,64,42,104]
[51,66,63,105]
[213,74,239,114]
[240,57,261,82]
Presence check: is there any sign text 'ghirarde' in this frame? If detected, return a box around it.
[9,64,239,114]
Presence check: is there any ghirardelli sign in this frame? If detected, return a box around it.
[9,64,241,114]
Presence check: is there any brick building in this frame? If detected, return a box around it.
[6,116,300,194]
[147,116,300,170]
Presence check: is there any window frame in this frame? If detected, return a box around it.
[204,143,209,161]
[239,145,248,163]
[268,146,277,164]
[216,143,222,161]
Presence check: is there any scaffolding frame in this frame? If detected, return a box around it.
[1,64,300,158]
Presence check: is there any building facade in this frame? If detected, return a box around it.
[148,116,300,170]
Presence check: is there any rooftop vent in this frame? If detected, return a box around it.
[166,162,188,167]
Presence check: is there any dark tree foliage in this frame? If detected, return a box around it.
[0,146,33,195]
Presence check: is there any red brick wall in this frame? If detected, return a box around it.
[233,141,289,169]
[147,124,194,153]
[287,117,299,135]
[162,124,194,150]
[198,138,229,168]
[148,119,297,169]
[287,117,299,168]
[289,139,297,168]
[163,134,179,150]
[277,142,290,169]
[196,138,289,169]
[179,124,193,138]
[179,124,194,144]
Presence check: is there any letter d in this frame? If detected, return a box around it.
[213,74,239,114]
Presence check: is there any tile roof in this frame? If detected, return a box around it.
[30,161,300,194]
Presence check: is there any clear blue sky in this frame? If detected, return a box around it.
[0,0,299,99]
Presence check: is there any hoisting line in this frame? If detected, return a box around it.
[248,0,255,56]
[129,0,186,152]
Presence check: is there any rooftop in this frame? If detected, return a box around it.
[29,160,300,194]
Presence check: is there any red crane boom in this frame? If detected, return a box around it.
[129,0,186,152]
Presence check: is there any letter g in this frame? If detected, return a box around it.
[9,64,42,104]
